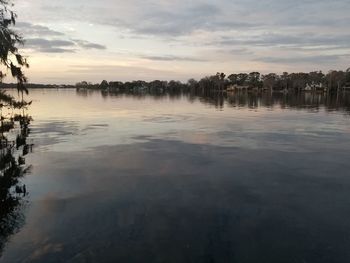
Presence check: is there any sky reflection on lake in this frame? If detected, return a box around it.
[1,89,350,263]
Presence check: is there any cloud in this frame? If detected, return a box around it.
[16,22,107,53]
[25,38,76,53]
[73,39,106,50]
[13,0,350,80]
[26,39,74,47]
[17,1,350,38]
[100,2,257,37]
[16,1,350,44]
[15,22,64,37]
[25,38,106,53]
[140,55,207,62]
[216,33,350,48]
[257,54,349,64]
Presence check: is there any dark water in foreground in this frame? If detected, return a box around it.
[1,89,350,263]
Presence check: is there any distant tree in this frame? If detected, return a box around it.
[100,80,109,89]
[75,81,95,89]
[236,73,248,86]
[198,76,214,92]
[187,78,198,90]
[213,72,226,90]
[280,72,290,90]
[326,70,346,91]
[132,80,147,88]
[168,80,183,91]
[199,73,227,91]
[217,72,226,81]
[123,81,133,90]
[227,74,239,85]
[109,81,123,90]
[247,72,262,88]
[308,71,325,85]
[0,0,29,92]
[345,68,350,86]
[149,80,167,90]
[76,81,89,86]
[289,73,309,92]
[263,73,279,91]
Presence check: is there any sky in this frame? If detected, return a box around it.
[4,0,350,84]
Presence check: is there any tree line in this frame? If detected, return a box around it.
[76,68,350,93]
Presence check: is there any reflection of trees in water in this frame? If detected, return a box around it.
[0,91,32,257]
[104,90,183,101]
[80,88,350,114]
[195,91,350,113]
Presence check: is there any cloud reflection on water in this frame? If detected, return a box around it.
[1,90,350,262]
[2,137,350,262]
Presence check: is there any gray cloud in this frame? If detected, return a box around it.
[25,38,106,53]
[73,39,106,50]
[66,0,349,38]
[17,1,350,38]
[27,39,74,47]
[13,21,107,53]
[15,22,64,37]
[257,54,349,64]
[217,33,350,48]
[215,48,254,56]
[25,38,76,53]
[39,47,75,53]
[103,3,257,37]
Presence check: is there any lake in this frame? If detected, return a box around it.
[1,89,350,263]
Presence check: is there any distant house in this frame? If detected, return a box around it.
[342,86,350,92]
[226,85,235,92]
[226,84,250,91]
[303,82,326,92]
[304,84,313,91]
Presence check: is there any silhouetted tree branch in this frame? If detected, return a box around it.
[0,0,29,93]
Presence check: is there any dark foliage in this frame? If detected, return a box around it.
[71,67,350,94]
[1,0,29,93]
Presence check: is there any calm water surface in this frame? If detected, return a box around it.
[1,89,350,262]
